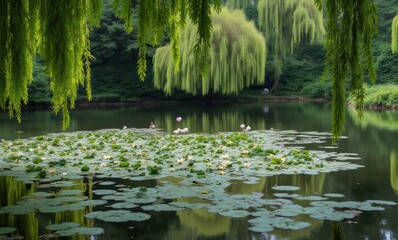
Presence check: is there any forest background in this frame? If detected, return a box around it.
[28,0,398,106]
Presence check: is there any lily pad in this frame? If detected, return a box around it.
[0,227,17,235]
[323,193,345,198]
[271,186,300,191]
[141,204,183,212]
[84,210,150,222]
[219,209,250,218]
[55,227,104,236]
[58,189,83,196]
[46,222,80,231]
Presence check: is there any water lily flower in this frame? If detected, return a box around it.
[177,158,184,164]
[48,169,56,175]
[221,154,229,160]
[180,127,189,133]
[149,122,155,129]
[169,168,176,172]
[218,171,225,175]
[241,150,249,155]
[176,116,182,122]
[103,155,111,160]
[243,162,251,168]
[122,126,127,130]
[173,128,181,134]
[82,146,87,151]
[113,160,120,165]
[240,124,245,130]
[218,165,225,170]
[131,144,137,148]
[29,148,34,152]
[100,162,107,167]
[62,172,68,176]
[206,163,212,167]
[244,126,251,132]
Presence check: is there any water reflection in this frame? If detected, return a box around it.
[1,103,398,239]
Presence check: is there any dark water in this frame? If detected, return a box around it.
[1,102,398,240]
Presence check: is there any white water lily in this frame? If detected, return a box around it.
[62,172,68,176]
[131,144,137,148]
[169,168,175,172]
[173,128,181,134]
[29,148,34,152]
[218,171,225,175]
[241,150,249,155]
[218,165,225,170]
[180,127,189,133]
[100,162,107,167]
[243,162,251,168]
[103,155,111,160]
[48,169,56,175]
[177,158,184,164]
[240,124,245,129]
[187,156,193,161]
[113,160,120,165]
[221,154,229,160]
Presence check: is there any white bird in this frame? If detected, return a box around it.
[244,126,251,132]
[240,124,245,130]
[180,127,189,133]
[149,122,155,129]
[122,126,127,130]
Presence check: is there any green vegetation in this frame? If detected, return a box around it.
[393,14,398,53]
[355,84,398,107]
[258,0,324,91]
[153,7,266,96]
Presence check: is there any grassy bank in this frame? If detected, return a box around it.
[357,84,398,108]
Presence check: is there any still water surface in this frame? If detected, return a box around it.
[1,102,398,239]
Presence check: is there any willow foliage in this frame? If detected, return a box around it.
[0,0,221,129]
[392,15,398,53]
[315,0,378,141]
[257,0,324,86]
[153,8,266,96]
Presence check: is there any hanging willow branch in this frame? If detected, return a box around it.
[257,0,324,90]
[0,0,221,130]
[315,0,378,142]
[392,14,398,53]
[153,7,266,96]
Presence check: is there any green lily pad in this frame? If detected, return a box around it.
[323,193,345,198]
[0,227,17,235]
[32,192,54,198]
[365,200,397,206]
[55,227,104,236]
[141,204,184,212]
[110,202,139,209]
[58,189,83,196]
[219,209,250,218]
[79,200,107,206]
[85,210,150,222]
[98,181,115,186]
[271,186,300,191]
[46,222,80,231]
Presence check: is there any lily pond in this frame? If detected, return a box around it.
[0,102,397,239]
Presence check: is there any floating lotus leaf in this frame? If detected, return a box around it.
[92,189,117,195]
[365,200,397,206]
[310,210,354,221]
[141,204,184,212]
[49,181,76,187]
[0,227,17,235]
[1,204,35,215]
[294,196,328,201]
[55,227,104,236]
[98,181,115,186]
[40,204,85,213]
[32,192,54,198]
[169,202,209,209]
[46,222,80,231]
[85,210,150,222]
[271,186,300,191]
[273,193,301,198]
[58,189,83,196]
[79,200,107,206]
[110,202,139,209]
[274,204,304,217]
[324,193,345,198]
[219,209,250,218]
[271,217,311,230]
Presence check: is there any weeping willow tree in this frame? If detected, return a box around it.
[392,14,398,53]
[153,7,266,96]
[0,0,222,129]
[225,0,253,9]
[315,0,378,141]
[257,0,324,91]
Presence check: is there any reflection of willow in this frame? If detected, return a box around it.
[0,176,38,239]
[264,174,325,239]
[54,177,93,240]
[348,108,398,131]
[390,151,398,193]
[154,110,266,133]
[176,198,231,237]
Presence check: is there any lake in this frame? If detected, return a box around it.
[1,102,397,239]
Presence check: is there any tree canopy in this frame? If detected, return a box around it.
[257,0,324,90]
[153,7,266,96]
[0,0,380,140]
